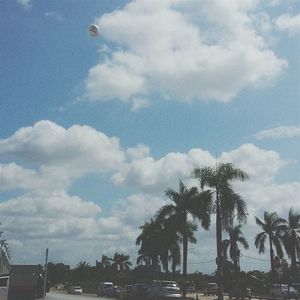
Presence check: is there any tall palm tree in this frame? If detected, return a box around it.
[280,207,300,274]
[193,162,248,300]
[112,252,132,272]
[157,216,182,273]
[136,219,163,270]
[222,224,249,273]
[156,180,211,278]
[255,211,286,271]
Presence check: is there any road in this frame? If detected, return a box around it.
[45,290,104,299]
[45,291,224,300]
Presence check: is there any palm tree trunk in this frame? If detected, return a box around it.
[269,235,275,272]
[172,258,176,274]
[290,239,297,274]
[182,213,188,299]
[182,212,188,276]
[216,192,224,300]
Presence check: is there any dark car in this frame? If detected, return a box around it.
[229,287,252,300]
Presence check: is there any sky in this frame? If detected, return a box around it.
[0,0,300,274]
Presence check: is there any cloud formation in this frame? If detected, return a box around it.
[275,13,300,36]
[255,125,300,140]
[1,121,299,271]
[85,0,286,108]
[0,120,125,182]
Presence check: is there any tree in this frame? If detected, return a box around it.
[73,261,91,282]
[97,255,112,271]
[255,211,286,272]
[193,162,248,300]
[136,219,163,270]
[112,252,132,272]
[222,224,249,273]
[280,207,300,274]
[156,180,211,278]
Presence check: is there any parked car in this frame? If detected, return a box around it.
[270,284,299,299]
[229,287,252,300]
[147,280,182,299]
[203,283,218,295]
[97,282,114,297]
[68,285,83,295]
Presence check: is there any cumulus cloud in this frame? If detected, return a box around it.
[112,148,215,193]
[0,120,125,180]
[255,125,300,140]
[85,0,286,107]
[275,13,300,35]
[220,143,285,184]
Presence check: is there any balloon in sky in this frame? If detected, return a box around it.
[89,24,100,37]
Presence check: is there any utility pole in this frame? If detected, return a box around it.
[43,248,49,300]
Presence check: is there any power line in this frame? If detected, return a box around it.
[240,253,269,262]
[188,259,215,265]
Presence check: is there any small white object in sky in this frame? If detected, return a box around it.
[89,24,100,37]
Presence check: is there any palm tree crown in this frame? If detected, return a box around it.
[255,211,286,271]
[222,224,249,272]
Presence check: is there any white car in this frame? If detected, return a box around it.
[147,280,182,299]
[270,284,299,299]
[68,285,83,295]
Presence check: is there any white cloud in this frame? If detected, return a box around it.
[44,11,64,22]
[112,148,215,193]
[255,125,300,140]
[85,0,286,106]
[275,13,300,35]
[17,0,32,8]
[131,97,150,112]
[220,143,285,184]
[0,120,125,180]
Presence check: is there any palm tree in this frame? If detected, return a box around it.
[193,162,248,300]
[97,255,112,272]
[255,211,286,272]
[112,252,132,272]
[280,207,300,274]
[156,180,211,278]
[222,224,249,273]
[73,261,91,281]
[157,217,182,273]
[136,219,163,270]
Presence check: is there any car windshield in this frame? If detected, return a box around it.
[104,284,113,288]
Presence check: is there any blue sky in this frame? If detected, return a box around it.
[0,0,300,273]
